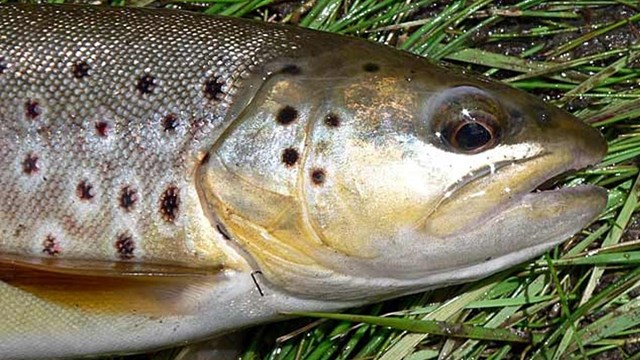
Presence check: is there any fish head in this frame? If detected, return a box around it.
[199,41,607,300]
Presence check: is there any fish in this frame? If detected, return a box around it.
[0,3,608,359]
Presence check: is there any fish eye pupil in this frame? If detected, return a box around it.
[454,122,492,151]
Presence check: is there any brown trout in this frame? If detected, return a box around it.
[0,4,607,359]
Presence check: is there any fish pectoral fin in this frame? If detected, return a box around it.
[0,254,222,316]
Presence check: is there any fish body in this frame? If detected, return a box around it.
[0,4,607,359]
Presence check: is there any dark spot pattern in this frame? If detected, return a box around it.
[136,74,156,95]
[25,100,41,120]
[76,180,95,200]
[115,233,135,260]
[276,106,298,125]
[324,113,341,127]
[160,186,180,222]
[281,148,299,167]
[204,76,224,101]
[311,169,326,185]
[22,153,39,175]
[0,57,6,74]
[162,114,178,132]
[281,64,301,75]
[13,224,25,238]
[72,61,91,79]
[363,63,380,72]
[95,121,109,137]
[42,235,60,256]
[216,224,231,240]
[120,186,137,211]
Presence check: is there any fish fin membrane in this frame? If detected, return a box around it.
[0,254,223,316]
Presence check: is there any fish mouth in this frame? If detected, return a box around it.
[424,137,608,238]
[396,136,609,283]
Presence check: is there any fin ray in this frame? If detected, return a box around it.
[0,254,223,316]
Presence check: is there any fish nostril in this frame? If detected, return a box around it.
[536,107,551,125]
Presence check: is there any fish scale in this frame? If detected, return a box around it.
[0,4,304,268]
[0,4,608,359]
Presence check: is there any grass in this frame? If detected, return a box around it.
[9,0,640,359]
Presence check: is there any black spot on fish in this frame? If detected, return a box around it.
[22,153,39,175]
[76,180,95,200]
[311,168,326,185]
[216,223,231,240]
[25,100,41,120]
[276,106,298,125]
[136,74,156,95]
[204,76,224,101]
[115,232,135,260]
[0,57,6,74]
[95,121,109,137]
[42,235,60,256]
[282,148,299,167]
[120,186,137,211]
[162,114,178,132]
[281,64,301,75]
[160,186,180,223]
[324,113,341,127]
[72,61,91,79]
[13,224,25,237]
[363,63,380,72]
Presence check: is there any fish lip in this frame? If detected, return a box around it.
[485,147,608,230]
[424,139,607,238]
[447,141,605,205]
[501,154,605,214]
[522,182,607,208]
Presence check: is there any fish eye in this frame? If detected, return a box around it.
[441,110,500,153]
[430,86,505,154]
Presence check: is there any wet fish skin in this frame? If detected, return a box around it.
[0,4,607,359]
